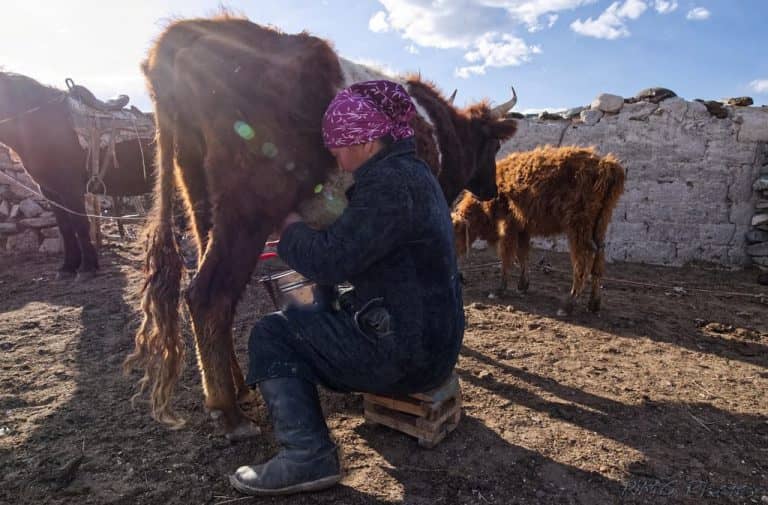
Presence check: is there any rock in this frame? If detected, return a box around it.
[695,99,728,119]
[0,223,17,234]
[8,172,39,199]
[477,370,492,379]
[635,87,677,104]
[686,99,710,119]
[471,239,488,251]
[18,216,57,228]
[754,255,768,267]
[580,108,604,126]
[563,106,586,119]
[754,177,768,191]
[747,242,768,256]
[727,96,753,106]
[621,101,658,120]
[756,200,768,210]
[9,204,19,219]
[746,230,768,243]
[19,198,44,218]
[737,108,768,143]
[39,237,62,254]
[591,93,624,113]
[753,214,768,227]
[0,200,8,218]
[538,111,565,121]
[758,273,768,286]
[6,229,39,253]
[40,227,61,239]
[658,97,688,122]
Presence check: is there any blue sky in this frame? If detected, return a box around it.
[1,1,766,113]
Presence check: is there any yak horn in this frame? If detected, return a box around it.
[448,89,457,105]
[490,86,517,118]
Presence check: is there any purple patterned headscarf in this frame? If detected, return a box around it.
[322,80,416,148]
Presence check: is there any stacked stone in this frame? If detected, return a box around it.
[499,88,768,268]
[0,145,62,255]
[748,144,768,272]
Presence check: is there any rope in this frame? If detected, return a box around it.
[461,259,766,300]
[0,169,146,222]
[129,115,150,183]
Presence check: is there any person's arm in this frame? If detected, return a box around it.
[278,176,412,285]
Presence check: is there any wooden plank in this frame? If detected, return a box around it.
[363,393,431,417]
[364,403,434,440]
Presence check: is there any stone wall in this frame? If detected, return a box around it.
[0,146,63,255]
[499,92,768,270]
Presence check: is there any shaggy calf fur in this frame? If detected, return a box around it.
[453,146,625,314]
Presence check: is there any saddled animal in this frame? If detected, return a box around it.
[453,146,625,315]
[123,15,519,437]
[0,71,155,277]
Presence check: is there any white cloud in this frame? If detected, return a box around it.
[347,57,399,77]
[480,0,597,32]
[749,79,768,94]
[570,0,648,40]
[405,44,420,54]
[686,7,710,20]
[653,0,677,14]
[369,10,390,33]
[455,32,541,78]
[547,14,559,28]
[369,1,598,78]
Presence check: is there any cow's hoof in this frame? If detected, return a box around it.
[210,410,262,441]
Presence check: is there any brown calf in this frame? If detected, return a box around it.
[453,145,625,315]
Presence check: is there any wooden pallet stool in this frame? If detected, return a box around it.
[363,373,462,448]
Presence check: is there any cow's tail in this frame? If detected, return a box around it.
[123,111,186,428]
[591,153,626,255]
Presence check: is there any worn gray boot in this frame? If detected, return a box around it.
[229,378,341,496]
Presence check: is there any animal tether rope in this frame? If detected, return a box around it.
[0,169,145,221]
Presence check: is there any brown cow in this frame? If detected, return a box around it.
[123,15,518,437]
[452,145,625,315]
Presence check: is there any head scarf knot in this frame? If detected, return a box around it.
[322,80,416,148]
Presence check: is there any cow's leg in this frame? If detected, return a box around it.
[559,232,592,316]
[114,197,127,240]
[42,189,81,277]
[516,231,531,292]
[588,243,606,313]
[175,145,252,404]
[184,217,267,439]
[496,222,517,295]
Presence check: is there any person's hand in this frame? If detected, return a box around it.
[280,212,303,232]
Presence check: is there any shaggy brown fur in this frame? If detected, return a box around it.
[124,15,519,436]
[453,146,626,315]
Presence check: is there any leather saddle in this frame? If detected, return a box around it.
[65,77,130,111]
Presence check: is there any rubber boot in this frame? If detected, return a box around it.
[229,378,341,495]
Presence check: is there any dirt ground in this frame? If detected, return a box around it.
[1,227,767,505]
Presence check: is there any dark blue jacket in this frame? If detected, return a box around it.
[278,138,464,387]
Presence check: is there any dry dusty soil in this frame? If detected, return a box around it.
[1,231,767,505]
